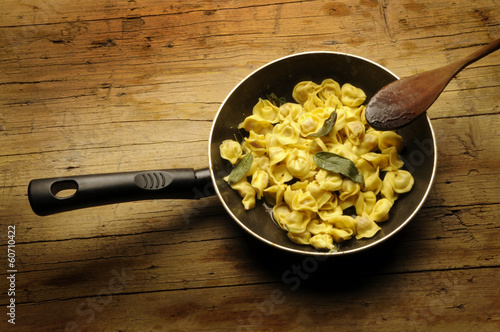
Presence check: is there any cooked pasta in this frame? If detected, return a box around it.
[220,79,414,250]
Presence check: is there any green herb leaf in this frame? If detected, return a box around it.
[227,153,253,185]
[308,105,338,137]
[328,246,339,253]
[233,129,245,145]
[313,151,365,185]
[266,93,287,107]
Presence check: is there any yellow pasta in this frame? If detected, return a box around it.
[220,79,414,251]
[220,139,242,165]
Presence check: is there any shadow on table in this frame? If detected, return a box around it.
[240,228,407,294]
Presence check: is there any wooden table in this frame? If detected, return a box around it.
[1,0,499,331]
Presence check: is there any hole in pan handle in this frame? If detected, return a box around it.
[28,168,214,216]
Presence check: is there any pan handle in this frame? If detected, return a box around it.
[28,168,214,216]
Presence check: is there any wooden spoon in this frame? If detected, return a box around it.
[365,37,500,130]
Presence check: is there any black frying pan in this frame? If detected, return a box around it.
[28,52,437,256]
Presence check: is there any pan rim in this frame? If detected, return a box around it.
[208,51,437,256]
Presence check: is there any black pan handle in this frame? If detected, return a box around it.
[28,168,215,216]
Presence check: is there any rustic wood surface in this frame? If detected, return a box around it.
[1,0,499,331]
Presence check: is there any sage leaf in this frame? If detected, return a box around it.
[328,246,339,253]
[227,153,253,185]
[313,151,365,185]
[308,105,337,137]
[266,93,287,107]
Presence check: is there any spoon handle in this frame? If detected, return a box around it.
[449,37,500,74]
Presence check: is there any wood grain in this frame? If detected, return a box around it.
[1,0,499,331]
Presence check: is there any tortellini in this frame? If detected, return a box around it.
[220,139,242,165]
[273,118,301,145]
[285,149,315,178]
[221,79,414,251]
[340,83,367,107]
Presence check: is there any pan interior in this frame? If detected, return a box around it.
[209,52,436,255]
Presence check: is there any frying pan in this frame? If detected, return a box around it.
[28,52,437,256]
